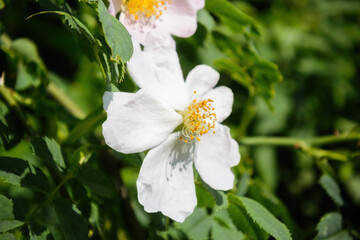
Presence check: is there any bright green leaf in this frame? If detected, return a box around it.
[197,9,215,32]
[54,198,88,240]
[97,0,133,62]
[11,38,45,69]
[77,165,114,198]
[319,175,344,206]
[31,137,66,172]
[228,198,268,240]
[228,194,292,240]
[206,0,260,36]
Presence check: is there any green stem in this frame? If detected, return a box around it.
[47,82,86,119]
[0,74,36,135]
[239,134,360,161]
[24,171,75,225]
[239,134,360,147]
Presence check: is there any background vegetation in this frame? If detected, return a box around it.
[0,0,359,239]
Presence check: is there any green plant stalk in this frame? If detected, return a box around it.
[47,81,86,119]
[0,77,36,135]
[24,169,76,225]
[239,134,360,147]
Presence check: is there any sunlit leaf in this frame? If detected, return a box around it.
[97,0,133,62]
[228,194,292,240]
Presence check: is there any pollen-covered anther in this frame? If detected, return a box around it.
[181,92,216,143]
[122,0,171,21]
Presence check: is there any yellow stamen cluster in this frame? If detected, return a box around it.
[123,0,171,20]
[180,91,217,143]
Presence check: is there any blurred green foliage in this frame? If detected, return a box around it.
[0,0,359,239]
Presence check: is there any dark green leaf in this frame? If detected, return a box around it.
[29,223,52,240]
[31,137,66,172]
[319,175,344,206]
[97,0,133,62]
[228,194,292,240]
[0,157,49,192]
[54,198,88,240]
[77,165,114,198]
[26,11,96,45]
[176,208,212,240]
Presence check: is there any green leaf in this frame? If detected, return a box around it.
[11,38,45,69]
[0,195,24,233]
[0,157,50,192]
[0,220,24,233]
[236,172,250,196]
[176,208,212,240]
[65,106,106,144]
[0,195,14,220]
[29,223,52,240]
[315,212,352,240]
[319,175,344,206]
[77,165,114,198]
[195,184,216,208]
[228,198,268,240]
[196,181,225,207]
[197,9,215,32]
[31,137,66,172]
[26,11,96,45]
[254,146,278,190]
[0,0,5,10]
[212,210,245,240]
[15,61,41,91]
[228,194,292,240]
[97,0,133,62]
[53,198,88,240]
[205,0,260,36]
[0,233,16,240]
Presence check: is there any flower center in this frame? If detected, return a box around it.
[122,0,171,21]
[179,91,217,143]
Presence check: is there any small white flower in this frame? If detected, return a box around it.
[102,33,240,222]
[108,0,204,44]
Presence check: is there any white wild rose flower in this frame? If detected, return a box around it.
[108,0,204,45]
[102,33,240,222]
